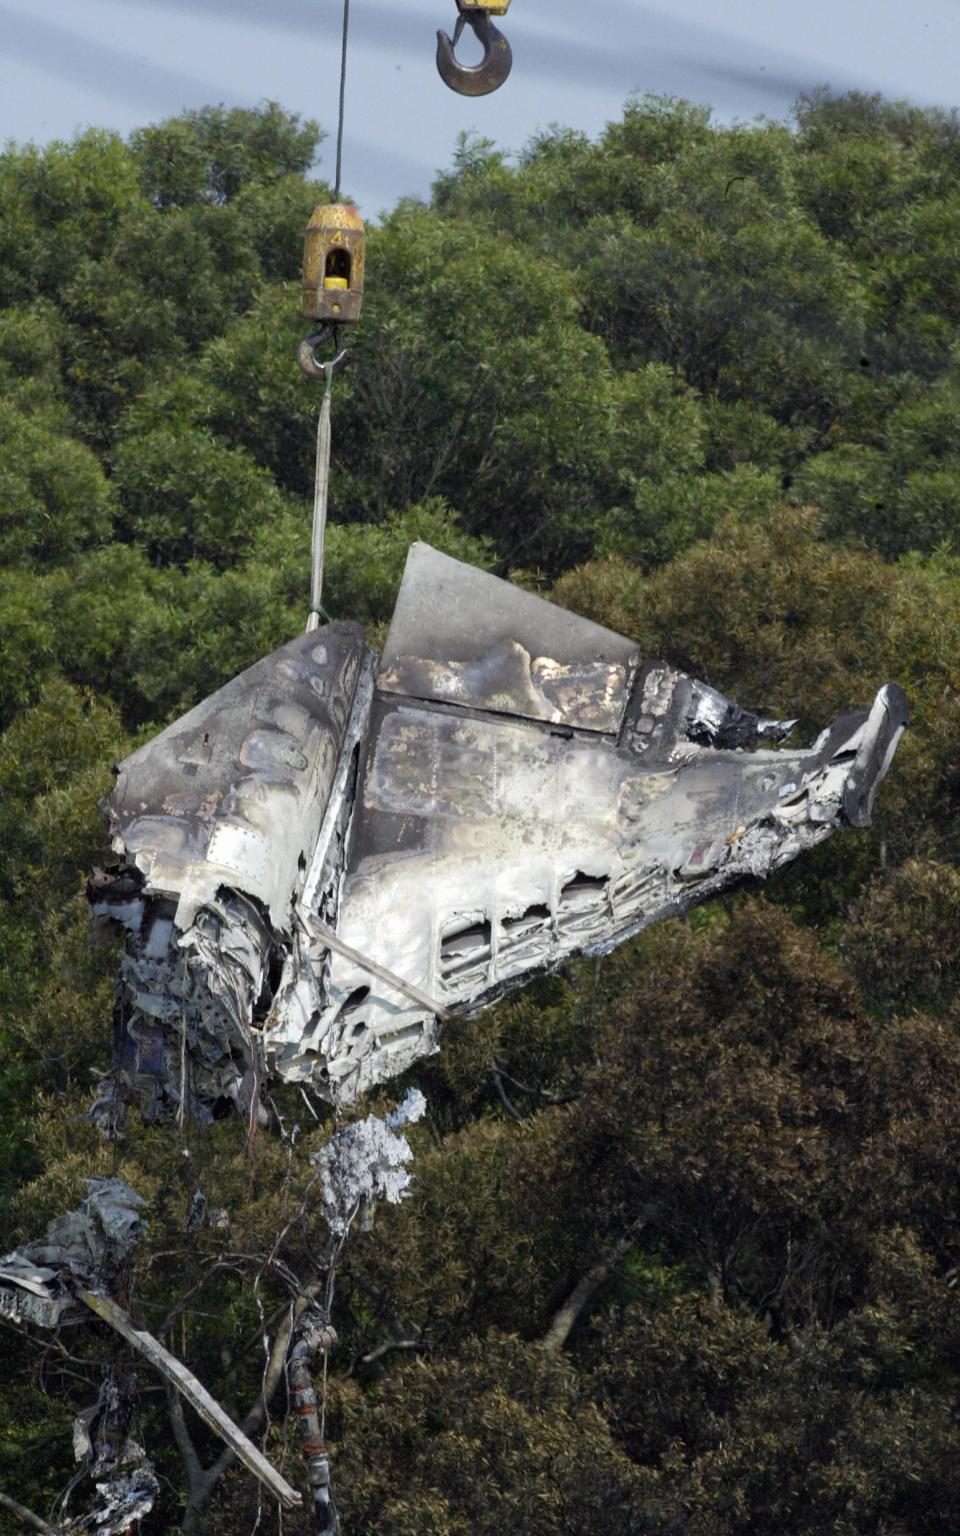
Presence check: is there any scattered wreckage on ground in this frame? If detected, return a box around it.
[0,1095,426,1532]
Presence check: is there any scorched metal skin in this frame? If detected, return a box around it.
[89,543,907,1125]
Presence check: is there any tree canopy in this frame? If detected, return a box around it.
[2,93,960,1534]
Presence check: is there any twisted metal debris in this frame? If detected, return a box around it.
[88,542,907,1125]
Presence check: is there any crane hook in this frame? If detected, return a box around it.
[436,3,513,96]
[297,326,349,382]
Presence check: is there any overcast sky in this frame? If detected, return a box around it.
[1,0,959,214]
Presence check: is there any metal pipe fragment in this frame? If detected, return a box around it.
[289,1316,340,1534]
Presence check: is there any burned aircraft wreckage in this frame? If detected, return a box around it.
[87,542,908,1129]
[0,540,907,1531]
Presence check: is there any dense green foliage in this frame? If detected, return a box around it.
[2,92,960,1533]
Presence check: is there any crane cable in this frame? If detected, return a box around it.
[307,361,335,632]
[306,0,351,634]
[334,0,350,202]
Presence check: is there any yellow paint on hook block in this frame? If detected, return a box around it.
[303,203,366,324]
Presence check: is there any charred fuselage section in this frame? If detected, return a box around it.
[90,623,373,1127]
[90,543,907,1123]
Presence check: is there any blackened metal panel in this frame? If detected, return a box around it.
[377,542,640,733]
[301,675,907,1104]
[103,623,367,931]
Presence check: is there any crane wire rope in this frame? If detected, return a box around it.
[299,12,355,1523]
[334,0,350,202]
[306,0,351,634]
[307,360,335,632]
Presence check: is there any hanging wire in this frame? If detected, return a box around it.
[304,0,351,631]
[334,0,351,201]
[307,361,335,632]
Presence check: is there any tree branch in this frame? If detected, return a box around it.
[489,1061,524,1122]
[351,1336,421,1375]
[0,1490,62,1535]
[491,1058,577,1106]
[178,1279,324,1535]
[340,1261,412,1343]
[542,1215,651,1354]
[166,1381,203,1496]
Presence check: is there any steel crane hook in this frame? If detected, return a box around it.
[297,327,349,382]
[436,3,513,96]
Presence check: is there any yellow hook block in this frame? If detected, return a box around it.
[303,203,366,324]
